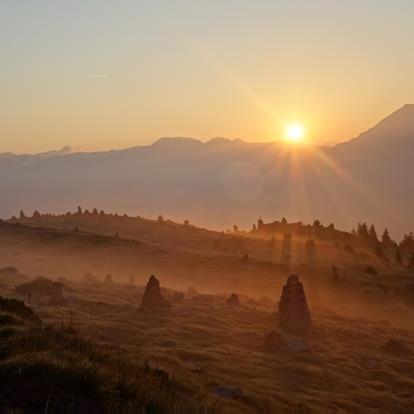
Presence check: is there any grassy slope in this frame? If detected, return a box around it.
[0,296,207,413]
[1,282,414,413]
[2,218,414,322]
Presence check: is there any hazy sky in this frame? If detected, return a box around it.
[1,0,413,153]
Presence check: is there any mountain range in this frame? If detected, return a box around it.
[1,105,413,238]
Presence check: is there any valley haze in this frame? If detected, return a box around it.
[1,105,413,238]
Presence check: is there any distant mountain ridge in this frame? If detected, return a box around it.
[0,106,413,238]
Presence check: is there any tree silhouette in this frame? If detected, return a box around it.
[369,224,379,244]
[382,228,392,245]
[395,248,403,265]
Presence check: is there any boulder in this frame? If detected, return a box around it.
[264,330,285,352]
[83,271,98,284]
[172,291,185,303]
[383,338,408,355]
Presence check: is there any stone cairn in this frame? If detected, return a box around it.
[49,282,65,305]
[140,275,171,312]
[305,239,317,267]
[281,233,292,268]
[278,274,311,334]
[226,293,240,306]
[331,265,341,285]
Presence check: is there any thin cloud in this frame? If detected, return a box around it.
[87,74,108,79]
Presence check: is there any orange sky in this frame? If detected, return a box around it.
[1,1,413,153]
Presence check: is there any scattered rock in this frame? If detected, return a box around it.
[258,296,274,308]
[226,293,240,306]
[15,278,64,301]
[364,266,378,275]
[140,275,171,312]
[264,330,285,352]
[0,296,39,322]
[278,274,312,334]
[0,266,18,276]
[49,283,66,306]
[0,266,28,284]
[83,271,98,284]
[172,291,185,303]
[287,339,309,352]
[213,387,243,399]
[187,286,198,297]
[383,338,409,355]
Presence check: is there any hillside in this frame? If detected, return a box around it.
[1,277,414,413]
[0,296,200,412]
[2,215,414,324]
[0,217,413,412]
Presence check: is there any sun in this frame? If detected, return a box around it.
[286,124,305,143]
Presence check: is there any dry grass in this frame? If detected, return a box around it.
[1,217,414,412]
[2,280,413,413]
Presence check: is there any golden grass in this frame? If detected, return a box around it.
[2,280,412,413]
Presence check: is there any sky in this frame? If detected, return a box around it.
[1,0,414,153]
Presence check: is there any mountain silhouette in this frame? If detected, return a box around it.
[0,106,412,238]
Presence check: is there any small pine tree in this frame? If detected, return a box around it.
[19,210,26,219]
[408,253,414,270]
[369,224,379,244]
[313,219,321,227]
[33,210,40,218]
[382,228,392,245]
[157,214,164,223]
[375,245,385,259]
[395,248,403,265]
[357,223,369,240]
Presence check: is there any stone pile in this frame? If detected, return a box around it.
[278,274,311,334]
[140,275,171,312]
[226,293,240,306]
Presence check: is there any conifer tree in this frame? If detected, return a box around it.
[408,253,414,270]
[395,248,403,265]
[369,224,379,244]
[382,228,392,245]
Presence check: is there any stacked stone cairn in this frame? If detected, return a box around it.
[278,274,312,334]
[140,275,171,312]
